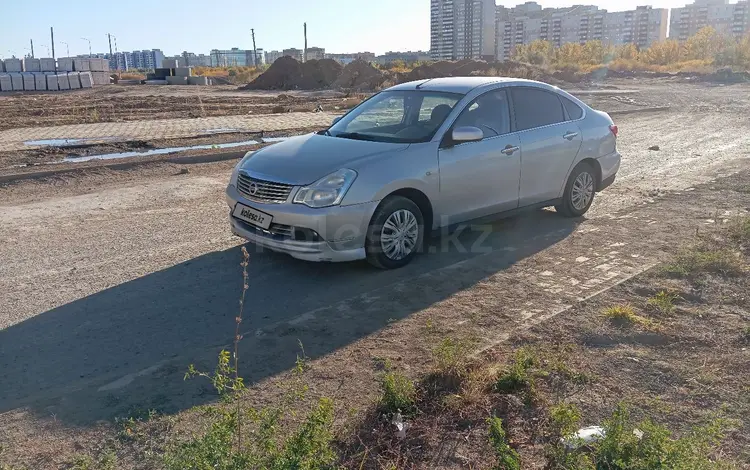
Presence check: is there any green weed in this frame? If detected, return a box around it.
[602,305,654,327]
[487,416,521,470]
[647,290,680,315]
[664,248,743,277]
[433,337,471,376]
[495,348,537,394]
[380,371,416,414]
[549,403,582,437]
[729,216,750,244]
[69,451,116,470]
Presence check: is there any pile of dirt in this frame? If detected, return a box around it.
[332,59,387,90]
[400,59,563,84]
[243,56,342,90]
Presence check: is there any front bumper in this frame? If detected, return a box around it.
[226,184,378,262]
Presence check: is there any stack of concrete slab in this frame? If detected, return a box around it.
[46,74,59,91]
[23,58,41,72]
[58,58,74,72]
[0,74,12,91]
[40,58,56,72]
[34,73,47,90]
[57,73,70,90]
[89,58,109,71]
[4,58,23,73]
[79,71,93,88]
[162,58,180,68]
[22,73,35,90]
[0,60,4,73]
[174,67,193,77]
[92,72,110,85]
[187,76,209,85]
[166,75,187,85]
[68,72,81,89]
[73,58,90,71]
[10,73,23,90]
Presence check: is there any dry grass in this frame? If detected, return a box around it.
[602,304,655,327]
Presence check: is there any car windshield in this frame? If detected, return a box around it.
[327,90,463,143]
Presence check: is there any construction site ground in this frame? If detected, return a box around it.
[1,78,749,468]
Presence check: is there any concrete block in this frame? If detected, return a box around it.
[0,74,11,92]
[34,73,47,90]
[40,58,56,72]
[46,74,59,91]
[58,58,74,72]
[68,72,81,89]
[92,71,110,85]
[10,73,23,90]
[80,71,93,88]
[166,75,188,85]
[23,58,41,72]
[4,58,23,73]
[162,58,179,68]
[153,68,171,79]
[22,73,35,90]
[187,75,209,85]
[90,58,109,72]
[73,59,90,71]
[0,60,4,73]
[57,73,70,90]
[174,67,193,77]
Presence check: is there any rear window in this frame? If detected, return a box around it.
[511,87,565,131]
[561,96,584,120]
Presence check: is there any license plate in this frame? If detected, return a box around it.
[233,203,273,230]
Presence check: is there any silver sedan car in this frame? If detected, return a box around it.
[226,77,620,269]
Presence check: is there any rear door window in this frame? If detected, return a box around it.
[561,96,584,120]
[510,87,565,131]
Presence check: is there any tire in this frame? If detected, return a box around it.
[555,162,597,217]
[365,196,425,269]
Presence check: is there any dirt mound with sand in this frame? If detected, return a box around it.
[243,56,343,90]
[401,59,563,84]
[333,59,387,90]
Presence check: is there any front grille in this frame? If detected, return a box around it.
[237,173,293,204]
[235,218,294,239]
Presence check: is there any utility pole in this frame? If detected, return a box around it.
[108,33,113,60]
[30,39,34,58]
[51,27,56,72]
[303,23,307,63]
[251,28,258,67]
[81,37,91,58]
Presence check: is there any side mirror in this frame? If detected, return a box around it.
[451,126,483,144]
[331,116,342,126]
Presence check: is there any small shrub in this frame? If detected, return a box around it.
[69,451,116,470]
[647,290,680,314]
[487,416,521,470]
[664,248,743,277]
[729,216,750,244]
[602,305,653,327]
[549,403,582,437]
[495,348,537,394]
[380,371,416,414]
[596,404,731,469]
[433,337,471,376]
[741,326,750,342]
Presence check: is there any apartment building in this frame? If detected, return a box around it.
[130,49,165,69]
[325,52,377,64]
[306,47,326,61]
[210,48,251,67]
[282,48,304,61]
[266,50,283,64]
[670,0,749,40]
[494,2,668,60]
[431,0,455,60]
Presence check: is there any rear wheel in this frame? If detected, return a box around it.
[556,162,596,217]
[366,196,424,269]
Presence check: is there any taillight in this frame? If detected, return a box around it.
[609,125,618,137]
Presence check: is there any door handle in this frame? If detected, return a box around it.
[501,145,519,155]
[563,132,579,140]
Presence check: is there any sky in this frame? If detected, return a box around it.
[1,0,693,58]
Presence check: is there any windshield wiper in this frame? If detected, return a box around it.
[333,132,379,142]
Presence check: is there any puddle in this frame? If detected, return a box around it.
[63,139,261,163]
[25,137,119,147]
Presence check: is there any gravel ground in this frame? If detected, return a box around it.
[0,79,749,468]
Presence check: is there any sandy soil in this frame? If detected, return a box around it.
[0,79,749,468]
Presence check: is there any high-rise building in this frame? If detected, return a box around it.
[431,0,456,60]
[266,50,284,64]
[306,47,326,61]
[325,52,377,64]
[181,52,212,67]
[670,0,749,41]
[283,48,304,61]
[494,2,668,61]
[210,48,251,67]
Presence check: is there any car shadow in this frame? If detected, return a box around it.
[0,210,580,426]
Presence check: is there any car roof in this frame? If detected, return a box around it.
[386,76,553,95]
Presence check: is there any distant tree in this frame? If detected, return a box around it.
[683,26,724,61]
[615,43,639,61]
[640,40,681,65]
[513,40,553,66]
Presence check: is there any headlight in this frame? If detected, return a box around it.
[293,169,357,208]
[230,151,255,186]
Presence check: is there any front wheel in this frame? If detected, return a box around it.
[556,162,596,217]
[365,196,424,269]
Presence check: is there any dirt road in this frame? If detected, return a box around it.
[1,80,749,467]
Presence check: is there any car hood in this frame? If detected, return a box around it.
[239,133,408,185]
